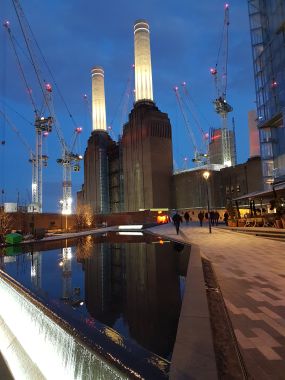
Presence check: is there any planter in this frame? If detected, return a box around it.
[238,219,246,227]
[228,220,238,227]
[281,217,285,229]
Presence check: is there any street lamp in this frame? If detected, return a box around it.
[203,170,212,234]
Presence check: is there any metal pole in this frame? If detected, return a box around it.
[206,181,212,234]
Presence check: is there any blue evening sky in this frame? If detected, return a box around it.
[0,0,255,212]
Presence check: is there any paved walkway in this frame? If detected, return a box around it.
[148,222,285,380]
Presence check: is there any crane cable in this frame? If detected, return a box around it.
[11,0,67,152]
[107,64,134,137]
[174,86,198,154]
[214,4,230,98]
[3,22,38,115]
[0,109,34,157]
[0,29,7,203]
[11,0,46,115]
[28,23,79,128]
[181,83,208,149]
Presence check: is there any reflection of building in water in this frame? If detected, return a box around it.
[124,242,181,358]
[82,239,181,358]
[83,243,122,326]
[61,247,73,300]
[31,252,42,289]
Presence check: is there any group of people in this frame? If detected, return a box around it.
[171,209,230,234]
[197,210,221,227]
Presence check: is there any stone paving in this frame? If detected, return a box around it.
[148,222,285,380]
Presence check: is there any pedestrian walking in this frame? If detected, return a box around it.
[198,211,204,227]
[172,211,183,234]
[184,211,190,225]
[210,211,215,226]
[223,211,229,226]
[215,211,220,226]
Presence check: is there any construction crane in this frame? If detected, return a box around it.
[5,0,83,214]
[3,17,52,213]
[210,3,235,167]
[174,86,208,166]
[0,109,48,210]
[181,82,209,149]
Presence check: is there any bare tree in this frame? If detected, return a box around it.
[0,208,12,242]
[75,204,93,230]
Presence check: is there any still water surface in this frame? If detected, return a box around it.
[0,232,190,361]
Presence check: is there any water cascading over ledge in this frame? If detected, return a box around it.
[0,272,130,380]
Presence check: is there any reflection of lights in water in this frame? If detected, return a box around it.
[148,355,169,372]
[71,299,84,308]
[63,247,72,260]
[76,237,93,260]
[104,327,125,347]
[31,265,36,277]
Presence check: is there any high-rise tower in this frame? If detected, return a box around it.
[248,1,285,188]
[122,20,173,211]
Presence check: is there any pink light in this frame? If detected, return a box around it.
[225,3,229,9]
[43,132,49,137]
[184,156,188,161]
[181,81,187,86]
[204,132,209,139]
[3,20,10,28]
[83,94,88,99]
[45,83,52,92]
[108,125,112,130]
[271,80,278,88]
[132,63,135,68]
[210,67,217,75]
[174,86,179,92]
[75,127,83,133]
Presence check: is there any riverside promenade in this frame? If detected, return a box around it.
[148,222,285,380]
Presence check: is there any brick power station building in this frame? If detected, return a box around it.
[78,19,263,216]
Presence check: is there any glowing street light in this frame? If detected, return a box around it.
[202,171,211,234]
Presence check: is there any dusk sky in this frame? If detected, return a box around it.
[0,0,256,212]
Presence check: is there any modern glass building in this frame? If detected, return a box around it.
[248,0,285,189]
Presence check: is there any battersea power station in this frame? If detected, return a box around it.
[78,20,174,214]
[78,19,264,216]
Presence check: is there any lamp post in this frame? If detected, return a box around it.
[203,170,211,234]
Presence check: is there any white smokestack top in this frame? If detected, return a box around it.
[91,66,107,131]
[134,19,154,102]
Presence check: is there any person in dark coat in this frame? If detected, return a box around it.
[172,211,183,234]
[184,211,190,225]
[214,211,220,226]
[198,211,204,227]
[223,211,229,226]
[210,211,215,226]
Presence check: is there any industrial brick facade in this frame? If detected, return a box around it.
[122,101,173,211]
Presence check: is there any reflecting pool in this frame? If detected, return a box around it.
[0,232,190,373]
